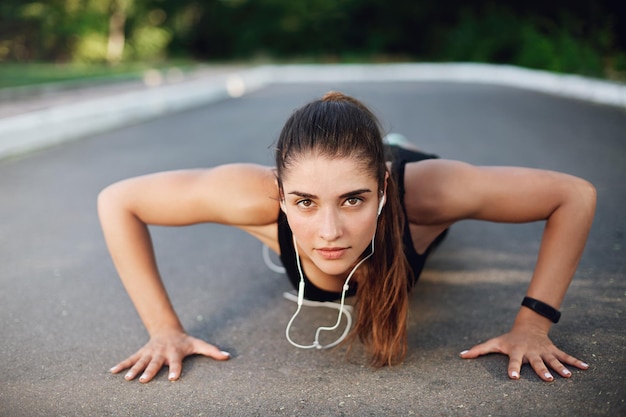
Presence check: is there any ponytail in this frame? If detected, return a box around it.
[349,165,410,367]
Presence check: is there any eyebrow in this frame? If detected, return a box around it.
[287,188,373,199]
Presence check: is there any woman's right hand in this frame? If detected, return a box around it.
[109,329,231,383]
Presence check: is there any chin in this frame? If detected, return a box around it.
[313,255,360,277]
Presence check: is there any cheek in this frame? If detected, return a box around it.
[354,214,379,244]
[285,215,315,242]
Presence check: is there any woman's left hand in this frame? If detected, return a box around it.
[459,322,589,381]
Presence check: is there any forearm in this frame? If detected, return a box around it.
[518,179,596,328]
[98,188,184,335]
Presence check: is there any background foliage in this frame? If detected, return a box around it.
[1,0,624,79]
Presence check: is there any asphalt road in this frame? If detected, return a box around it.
[1,82,625,417]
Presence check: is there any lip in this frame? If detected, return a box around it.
[316,247,348,260]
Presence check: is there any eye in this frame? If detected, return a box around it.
[344,197,363,207]
[296,199,313,208]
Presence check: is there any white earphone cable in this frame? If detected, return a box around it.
[274,194,384,350]
[285,230,376,349]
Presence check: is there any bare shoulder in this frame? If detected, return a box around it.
[204,163,280,225]
[402,158,475,224]
[99,163,280,227]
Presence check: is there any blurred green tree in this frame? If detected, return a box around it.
[0,0,623,78]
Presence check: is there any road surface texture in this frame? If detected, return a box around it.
[1,81,625,416]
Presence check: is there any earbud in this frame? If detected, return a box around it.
[377,194,386,216]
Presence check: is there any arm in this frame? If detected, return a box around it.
[405,159,596,381]
[98,164,279,382]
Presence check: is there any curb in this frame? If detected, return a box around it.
[263,63,626,108]
[0,67,268,160]
[1,63,624,161]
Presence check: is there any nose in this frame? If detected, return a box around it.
[318,206,343,242]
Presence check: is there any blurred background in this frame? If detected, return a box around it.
[0,0,625,87]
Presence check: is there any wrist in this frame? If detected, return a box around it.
[514,306,553,333]
[521,296,561,323]
[146,317,185,336]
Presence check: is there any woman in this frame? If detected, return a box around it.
[98,91,595,384]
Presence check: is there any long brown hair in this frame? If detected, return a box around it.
[275,91,411,367]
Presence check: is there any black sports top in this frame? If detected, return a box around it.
[277,145,446,301]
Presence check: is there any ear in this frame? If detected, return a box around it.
[381,171,389,205]
[378,172,389,215]
[275,173,286,212]
[383,171,389,196]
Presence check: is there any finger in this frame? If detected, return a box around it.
[459,339,502,359]
[167,352,183,381]
[125,355,151,381]
[191,339,231,361]
[544,354,572,378]
[553,349,590,371]
[507,350,524,380]
[139,355,165,383]
[110,352,141,374]
[528,353,554,382]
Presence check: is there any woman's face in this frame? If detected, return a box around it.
[281,155,382,277]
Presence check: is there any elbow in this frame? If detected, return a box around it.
[97,182,128,221]
[572,177,597,219]
[581,178,596,211]
[97,185,115,222]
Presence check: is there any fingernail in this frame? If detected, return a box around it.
[220,350,231,358]
[511,371,519,379]
[544,372,553,380]
[139,374,147,381]
[125,372,133,379]
[562,369,571,376]
[168,372,176,380]
[109,366,117,373]
[459,350,469,356]
[581,362,589,368]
